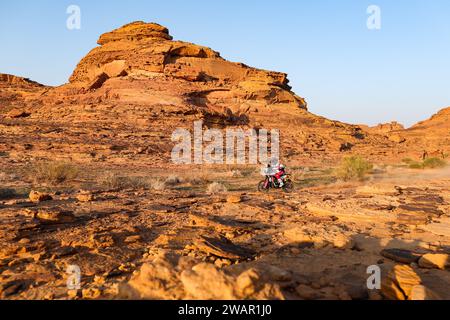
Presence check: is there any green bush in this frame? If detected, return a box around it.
[408,161,424,169]
[401,158,414,164]
[408,157,447,169]
[335,156,373,181]
[422,157,447,169]
[32,161,79,185]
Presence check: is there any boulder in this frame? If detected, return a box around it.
[119,256,184,300]
[418,254,449,270]
[380,248,422,264]
[381,265,421,300]
[193,236,255,260]
[181,263,237,300]
[6,109,31,119]
[36,209,75,224]
[226,194,243,204]
[29,191,53,202]
[409,285,442,300]
[388,134,406,143]
[284,227,354,249]
[76,192,94,202]
[121,257,284,300]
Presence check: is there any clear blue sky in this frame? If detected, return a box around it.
[1,0,449,127]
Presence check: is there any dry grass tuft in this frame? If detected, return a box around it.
[151,179,167,191]
[32,161,79,185]
[99,173,149,190]
[165,175,182,186]
[207,182,228,194]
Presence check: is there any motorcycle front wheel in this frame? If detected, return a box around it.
[282,180,294,193]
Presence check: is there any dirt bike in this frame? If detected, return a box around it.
[258,174,294,193]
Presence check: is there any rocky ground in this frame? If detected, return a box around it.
[0,163,449,300]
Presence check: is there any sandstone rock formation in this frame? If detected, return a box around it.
[1,21,411,166]
[0,73,47,115]
[1,22,449,166]
[69,21,306,111]
[365,121,405,135]
[403,107,450,155]
[119,254,284,300]
[0,73,44,87]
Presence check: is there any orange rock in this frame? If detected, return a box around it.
[381,265,421,300]
[29,191,53,202]
[418,253,449,270]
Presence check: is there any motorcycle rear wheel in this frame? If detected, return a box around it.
[258,180,270,192]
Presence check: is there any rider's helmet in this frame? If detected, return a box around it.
[278,163,285,170]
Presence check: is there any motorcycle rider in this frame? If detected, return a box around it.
[273,163,286,188]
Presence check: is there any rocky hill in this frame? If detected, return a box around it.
[401,108,450,157]
[0,73,47,113]
[0,21,399,166]
[0,22,447,166]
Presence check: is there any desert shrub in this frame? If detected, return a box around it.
[126,177,150,189]
[422,157,447,169]
[151,179,167,191]
[100,173,123,189]
[228,170,243,178]
[335,156,373,181]
[408,158,447,169]
[165,175,182,186]
[32,161,79,185]
[191,169,211,184]
[225,167,258,178]
[240,168,256,177]
[401,158,414,164]
[100,173,149,190]
[290,168,306,182]
[0,172,17,184]
[187,177,202,185]
[408,161,424,169]
[207,182,228,194]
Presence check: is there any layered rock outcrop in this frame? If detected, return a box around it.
[69,21,307,111]
[0,73,44,87]
[1,21,447,165]
[402,107,450,157]
[0,73,47,115]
